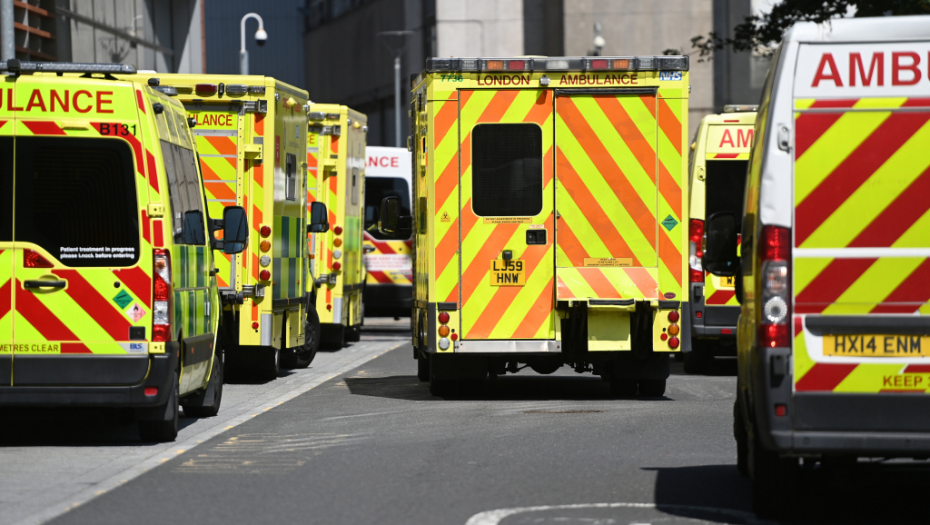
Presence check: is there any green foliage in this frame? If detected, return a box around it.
[692,0,930,60]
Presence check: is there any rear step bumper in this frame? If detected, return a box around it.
[0,342,179,407]
[771,429,930,456]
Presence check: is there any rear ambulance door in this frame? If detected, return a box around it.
[0,124,11,383]
[189,104,239,289]
[12,82,151,384]
[791,43,930,396]
[702,123,751,307]
[458,88,556,340]
[554,89,664,301]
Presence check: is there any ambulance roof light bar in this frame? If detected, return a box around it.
[425,56,688,72]
[0,59,136,75]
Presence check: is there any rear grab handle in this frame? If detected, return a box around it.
[24,280,66,289]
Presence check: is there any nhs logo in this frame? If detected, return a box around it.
[659,71,682,81]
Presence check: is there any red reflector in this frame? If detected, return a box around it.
[668,336,680,349]
[724,119,739,123]
[260,225,271,237]
[591,59,608,69]
[667,311,680,323]
[759,324,789,348]
[251,322,259,329]
[144,387,158,396]
[760,225,791,261]
[721,328,732,334]
[259,270,271,281]
[696,311,702,318]
[24,249,53,268]
[450,333,458,341]
[508,60,525,70]
[775,404,787,417]
[152,324,170,342]
[326,304,332,311]
[438,312,450,324]
[195,83,217,94]
[333,261,342,271]
[334,226,343,235]
[154,275,170,301]
[660,333,668,341]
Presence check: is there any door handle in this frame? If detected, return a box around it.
[24,280,67,289]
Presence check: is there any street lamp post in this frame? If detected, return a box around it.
[240,13,268,75]
[377,31,413,148]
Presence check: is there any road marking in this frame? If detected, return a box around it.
[464,502,765,525]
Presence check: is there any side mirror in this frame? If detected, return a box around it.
[702,211,740,276]
[308,201,329,233]
[378,196,400,235]
[222,206,249,255]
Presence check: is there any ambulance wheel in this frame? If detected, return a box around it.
[258,346,280,380]
[139,372,179,442]
[417,352,430,382]
[321,324,345,349]
[283,309,320,369]
[182,353,223,417]
[428,357,453,397]
[751,429,799,519]
[346,324,361,343]
[734,398,749,477]
[638,378,666,397]
[609,378,637,397]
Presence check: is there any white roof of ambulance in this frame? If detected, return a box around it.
[757,15,930,228]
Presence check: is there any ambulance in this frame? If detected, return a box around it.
[388,56,690,396]
[307,104,367,347]
[707,16,930,517]
[136,74,320,377]
[363,146,413,318]
[0,61,248,442]
[684,106,756,373]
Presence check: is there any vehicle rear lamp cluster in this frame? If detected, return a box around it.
[24,249,53,268]
[689,219,704,283]
[152,249,172,343]
[759,226,791,349]
[438,311,455,350]
[661,311,680,349]
[425,55,688,72]
[332,225,343,271]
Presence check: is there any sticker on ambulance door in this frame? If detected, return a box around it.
[490,259,526,286]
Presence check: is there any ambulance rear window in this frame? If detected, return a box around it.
[161,141,206,245]
[14,137,139,267]
[472,123,542,217]
[705,160,748,219]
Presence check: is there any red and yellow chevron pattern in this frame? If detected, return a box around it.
[793,97,930,315]
[363,232,412,285]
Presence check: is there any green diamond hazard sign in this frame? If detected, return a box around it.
[113,290,133,309]
[661,215,679,232]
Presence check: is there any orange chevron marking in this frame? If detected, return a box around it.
[557,276,575,299]
[460,223,521,306]
[475,89,521,123]
[555,218,590,267]
[658,232,683,287]
[434,91,465,145]
[511,280,555,338]
[625,268,659,299]
[658,98,682,155]
[578,268,621,298]
[594,95,656,183]
[435,216,459,277]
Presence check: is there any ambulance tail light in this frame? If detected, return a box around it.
[24,249,54,268]
[689,219,704,282]
[758,226,791,349]
[152,249,172,343]
[195,83,217,94]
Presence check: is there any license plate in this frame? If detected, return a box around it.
[489,259,525,286]
[715,275,736,289]
[823,334,930,357]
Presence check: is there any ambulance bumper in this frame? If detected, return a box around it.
[0,342,179,407]
[689,283,738,343]
[770,429,930,456]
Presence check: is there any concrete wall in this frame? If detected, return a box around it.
[563,0,714,140]
[435,0,524,57]
[713,0,767,110]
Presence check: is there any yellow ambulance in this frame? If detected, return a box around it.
[136,73,320,377]
[0,61,248,442]
[307,104,367,347]
[684,106,755,372]
[386,56,690,396]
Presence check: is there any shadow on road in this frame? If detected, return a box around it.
[669,355,738,377]
[0,406,199,446]
[651,461,930,524]
[344,373,676,402]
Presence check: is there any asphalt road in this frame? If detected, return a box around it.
[4,320,930,525]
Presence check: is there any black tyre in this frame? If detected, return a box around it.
[417,353,429,382]
[282,308,320,369]
[259,346,280,380]
[321,324,345,349]
[751,429,799,519]
[346,324,361,343]
[182,354,223,417]
[139,372,179,442]
[734,398,749,477]
[638,378,666,397]
[429,357,453,397]
[610,378,637,397]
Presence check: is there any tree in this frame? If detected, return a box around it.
[692,0,930,60]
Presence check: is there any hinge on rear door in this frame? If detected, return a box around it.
[243,100,268,114]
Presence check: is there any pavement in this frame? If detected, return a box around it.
[3,318,930,525]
